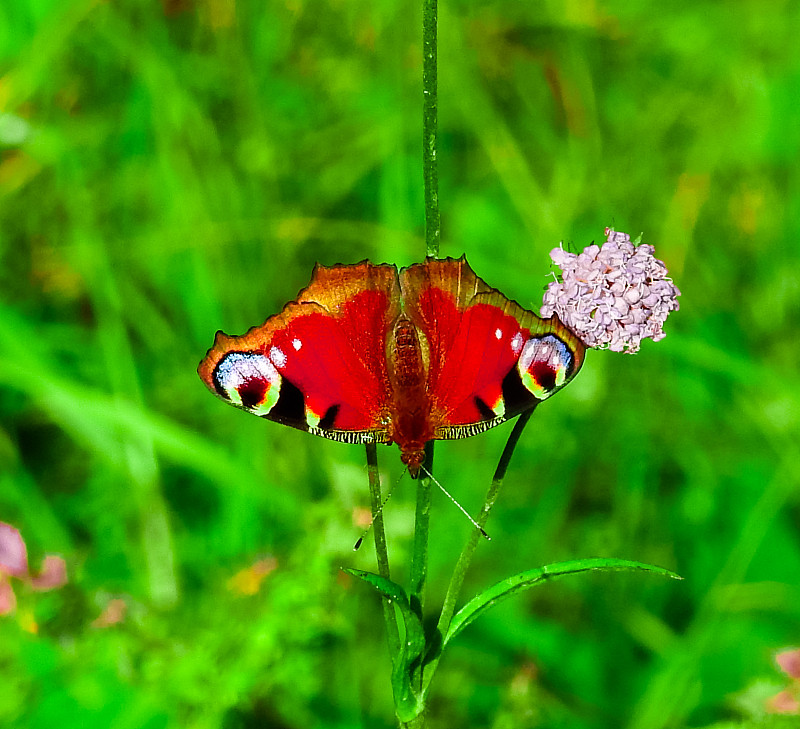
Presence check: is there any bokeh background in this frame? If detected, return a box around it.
[1,1,799,727]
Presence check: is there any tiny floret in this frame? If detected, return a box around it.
[540,228,681,353]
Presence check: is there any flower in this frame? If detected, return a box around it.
[766,648,800,714]
[540,228,681,353]
[0,521,67,616]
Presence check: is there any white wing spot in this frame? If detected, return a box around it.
[269,346,287,368]
[217,352,278,390]
[292,338,302,351]
[495,328,503,340]
[511,332,525,354]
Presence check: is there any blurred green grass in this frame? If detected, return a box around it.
[1,0,799,727]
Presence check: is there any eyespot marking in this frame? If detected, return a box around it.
[213,352,282,415]
[517,335,574,399]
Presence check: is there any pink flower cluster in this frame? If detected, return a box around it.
[768,648,800,714]
[540,228,681,353]
[0,522,67,615]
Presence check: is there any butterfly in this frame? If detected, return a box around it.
[198,256,585,477]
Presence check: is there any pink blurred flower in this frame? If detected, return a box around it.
[92,598,128,628]
[0,522,67,616]
[766,648,800,714]
[540,228,681,353]
[0,523,28,578]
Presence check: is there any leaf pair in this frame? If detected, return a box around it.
[346,558,681,722]
[345,569,427,723]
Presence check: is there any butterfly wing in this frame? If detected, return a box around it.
[399,256,585,439]
[198,261,401,445]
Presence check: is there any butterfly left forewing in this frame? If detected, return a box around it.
[198,261,401,446]
[400,257,585,441]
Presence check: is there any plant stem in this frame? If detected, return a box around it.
[402,441,433,729]
[422,0,439,259]
[423,409,535,693]
[396,2,440,724]
[410,442,435,613]
[409,442,435,698]
[366,443,400,655]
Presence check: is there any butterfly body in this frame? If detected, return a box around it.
[198,256,585,476]
[385,315,431,471]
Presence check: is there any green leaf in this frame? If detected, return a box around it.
[445,558,682,646]
[345,569,410,606]
[344,569,426,721]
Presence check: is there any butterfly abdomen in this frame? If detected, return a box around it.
[388,316,432,475]
[390,317,426,390]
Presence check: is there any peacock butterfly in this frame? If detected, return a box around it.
[198,256,585,477]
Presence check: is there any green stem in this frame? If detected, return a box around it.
[410,442,435,614]
[423,409,535,693]
[422,0,439,259]
[396,2,440,725]
[402,442,435,721]
[366,442,400,656]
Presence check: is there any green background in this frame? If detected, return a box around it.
[1,1,798,727]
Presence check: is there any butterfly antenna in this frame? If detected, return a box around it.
[353,477,399,551]
[420,465,491,542]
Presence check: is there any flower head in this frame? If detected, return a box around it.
[540,228,681,353]
[0,521,67,616]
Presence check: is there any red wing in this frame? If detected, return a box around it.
[399,256,585,438]
[198,261,400,444]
